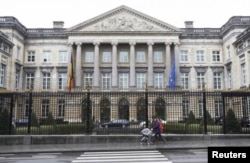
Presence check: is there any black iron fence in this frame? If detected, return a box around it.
[0,90,250,135]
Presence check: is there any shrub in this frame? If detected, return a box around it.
[31,112,39,127]
[226,109,241,133]
[0,108,11,135]
[45,112,56,126]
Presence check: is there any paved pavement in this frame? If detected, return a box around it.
[0,134,250,154]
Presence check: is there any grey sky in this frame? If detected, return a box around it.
[0,0,249,28]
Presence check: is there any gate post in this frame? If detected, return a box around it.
[222,93,226,134]
[86,84,91,134]
[27,87,33,134]
[202,82,207,134]
[145,83,149,128]
[9,93,14,135]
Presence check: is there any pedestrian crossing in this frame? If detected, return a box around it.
[71,150,172,163]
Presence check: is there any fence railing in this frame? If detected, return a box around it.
[0,90,250,135]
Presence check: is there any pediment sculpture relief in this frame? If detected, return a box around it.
[87,16,161,31]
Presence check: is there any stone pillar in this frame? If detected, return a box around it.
[174,43,180,86]
[93,42,100,88]
[129,42,136,88]
[75,42,82,87]
[165,42,171,88]
[147,42,154,87]
[111,42,118,88]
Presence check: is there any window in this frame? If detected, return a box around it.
[43,51,52,62]
[212,51,220,62]
[154,73,163,88]
[42,72,51,90]
[27,51,35,62]
[181,73,189,89]
[58,73,67,90]
[85,51,94,62]
[241,63,246,86]
[101,73,111,89]
[198,100,203,117]
[182,99,189,118]
[213,72,222,89]
[197,72,205,89]
[119,51,129,62]
[136,51,145,62]
[102,51,111,62]
[119,73,129,89]
[136,73,146,89]
[17,46,20,59]
[57,99,65,118]
[83,73,93,88]
[41,99,49,117]
[25,99,30,117]
[196,50,204,62]
[0,64,6,87]
[15,69,20,89]
[227,69,232,89]
[153,51,163,63]
[58,51,68,63]
[25,72,34,89]
[180,50,188,62]
[215,100,223,117]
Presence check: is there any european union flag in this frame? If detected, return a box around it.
[169,57,175,89]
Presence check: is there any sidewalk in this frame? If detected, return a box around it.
[0,134,250,154]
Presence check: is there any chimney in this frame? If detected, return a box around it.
[53,21,64,28]
[184,21,193,28]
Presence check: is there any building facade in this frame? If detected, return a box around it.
[1,6,250,123]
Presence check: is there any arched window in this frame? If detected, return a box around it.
[137,98,146,122]
[118,99,129,120]
[100,99,111,122]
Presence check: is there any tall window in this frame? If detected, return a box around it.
[136,73,146,89]
[119,51,128,62]
[41,99,49,117]
[58,73,67,90]
[197,72,205,89]
[42,72,51,90]
[57,99,65,118]
[119,73,129,89]
[215,100,223,117]
[83,73,93,88]
[227,69,232,89]
[154,73,163,88]
[180,50,188,62]
[181,73,189,89]
[43,51,52,62]
[198,100,203,118]
[102,51,111,62]
[0,64,6,87]
[182,99,189,118]
[212,51,220,62]
[15,69,20,89]
[27,51,35,62]
[136,51,145,62]
[213,72,222,89]
[241,63,246,86]
[25,99,30,117]
[196,50,204,62]
[153,51,163,63]
[25,72,34,89]
[85,51,94,62]
[58,51,68,63]
[101,73,111,89]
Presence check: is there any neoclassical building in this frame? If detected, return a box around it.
[1,5,250,92]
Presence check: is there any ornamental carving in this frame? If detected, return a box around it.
[85,15,161,31]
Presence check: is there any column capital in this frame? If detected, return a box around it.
[76,42,82,46]
[165,42,171,46]
[93,42,100,46]
[111,41,118,46]
[67,42,74,47]
[129,41,136,46]
[147,42,154,46]
[173,42,180,46]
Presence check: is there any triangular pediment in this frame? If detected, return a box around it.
[68,5,180,33]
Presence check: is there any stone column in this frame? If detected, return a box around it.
[147,42,154,87]
[75,42,82,87]
[93,42,100,88]
[165,42,171,88]
[111,42,118,88]
[174,43,180,86]
[129,42,136,88]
